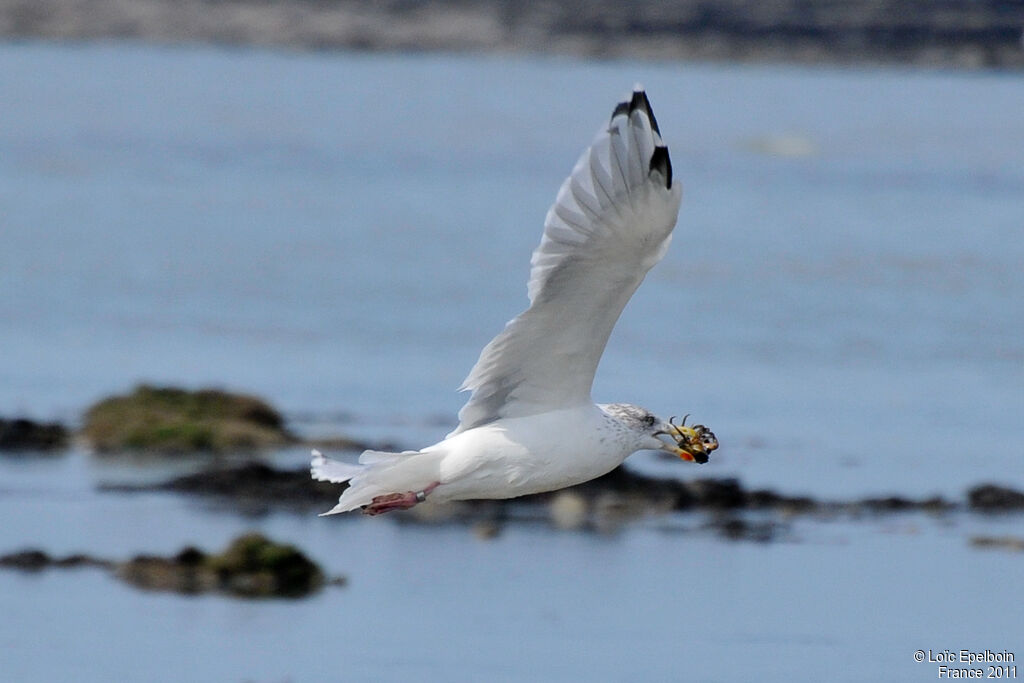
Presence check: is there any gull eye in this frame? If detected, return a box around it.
[643,414,656,427]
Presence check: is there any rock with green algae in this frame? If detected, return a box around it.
[208,532,331,597]
[83,385,293,453]
[1,533,343,598]
[118,533,339,598]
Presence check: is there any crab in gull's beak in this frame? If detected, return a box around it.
[655,415,719,464]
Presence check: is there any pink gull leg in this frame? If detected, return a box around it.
[363,481,440,516]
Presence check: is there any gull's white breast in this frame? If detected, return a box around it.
[427,405,634,502]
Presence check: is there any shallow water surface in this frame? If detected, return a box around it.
[2,44,1022,497]
[2,451,1022,682]
[1,43,1023,682]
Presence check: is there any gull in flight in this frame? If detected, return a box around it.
[313,87,718,516]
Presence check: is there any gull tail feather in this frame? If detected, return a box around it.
[359,449,419,464]
[312,448,442,516]
[310,449,362,483]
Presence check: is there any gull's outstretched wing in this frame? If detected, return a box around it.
[450,89,683,436]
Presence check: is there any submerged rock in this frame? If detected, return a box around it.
[686,478,747,510]
[0,549,52,571]
[707,516,784,543]
[161,462,337,501]
[0,417,69,452]
[0,549,113,571]
[968,484,1024,511]
[1,534,343,598]
[854,495,954,514]
[970,535,1024,552]
[83,385,293,454]
[101,462,340,514]
[100,458,983,541]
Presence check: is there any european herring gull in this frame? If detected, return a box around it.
[313,88,718,516]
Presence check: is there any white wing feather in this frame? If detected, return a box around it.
[449,89,682,436]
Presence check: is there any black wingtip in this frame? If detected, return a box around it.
[629,89,661,136]
[611,100,630,122]
[649,145,672,189]
[614,89,670,188]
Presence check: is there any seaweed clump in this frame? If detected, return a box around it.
[2,533,340,598]
[206,533,327,597]
[115,533,338,598]
[83,385,292,453]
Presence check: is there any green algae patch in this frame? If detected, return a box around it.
[116,533,335,598]
[83,385,292,453]
[205,532,328,597]
[1,533,344,599]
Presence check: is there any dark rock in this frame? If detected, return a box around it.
[118,553,218,595]
[687,478,746,509]
[109,462,702,519]
[2,534,343,599]
[0,549,113,571]
[100,461,343,516]
[0,418,69,452]
[99,455,1011,544]
[52,554,114,569]
[102,462,348,513]
[970,535,1024,552]
[746,488,818,513]
[118,533,330,598]
[708,516,782,543]
[0,549,52,571]
[207,533,325,598]
[160,462,340,511]
[968,484,1024,512]
[82,384,293,454]
[174,546,207,566]
[563,466,694,509]
[921,496,953,511]
[860,496,917,512]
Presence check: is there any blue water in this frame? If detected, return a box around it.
[1,43,1023,682]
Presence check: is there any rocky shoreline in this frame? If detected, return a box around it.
[7,384,1024,543]
[6,462,1019,603]
[102,460,1024,541]
[0,384,386,455]
[2,0,1023,68]
[5,382,1022,607]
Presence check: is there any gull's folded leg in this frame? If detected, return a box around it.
[362,481,440,516]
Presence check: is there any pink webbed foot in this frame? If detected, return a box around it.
[363,482,440,516]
